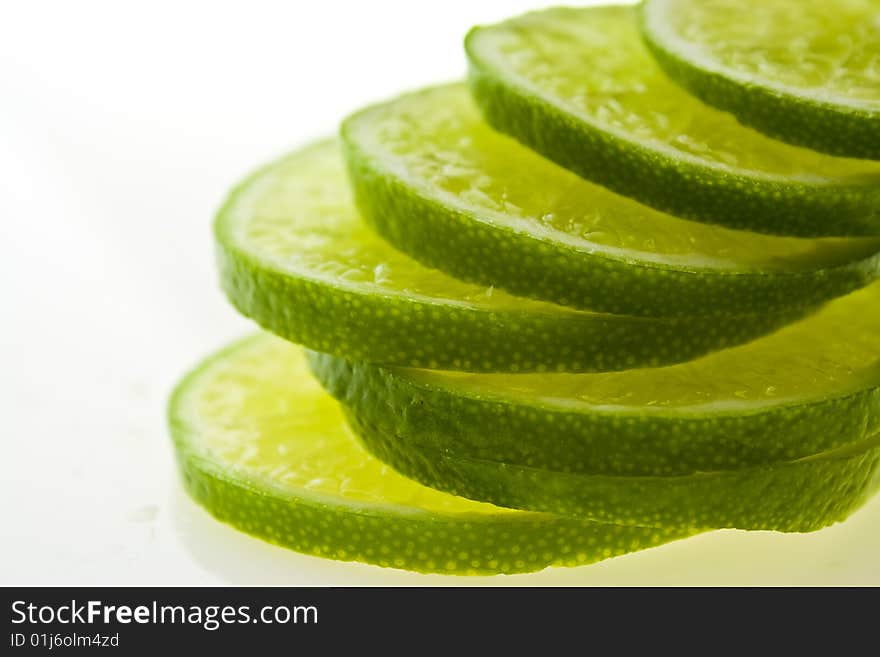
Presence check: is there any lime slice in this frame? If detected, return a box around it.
[466,5,880,237]
[309,281,880,477]
[346,409,880,532]
[216,139,806,372]
[168,334,690,574]
[343,83,880,317]
[640,0,880,159]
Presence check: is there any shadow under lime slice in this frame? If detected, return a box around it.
[343,83,880,317]
[309,281,880,477]
[215,139,806,373]
[640,0,880,159]
[466,5,880,237]
[168,334,690,575]
[345,409,880,532]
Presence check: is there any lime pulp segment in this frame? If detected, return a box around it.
[215,139,809,373]
[168,334,691,574]
[639,0,880,159]
[343,83,880,316]
[465,5,880,236]
[308,281,880,477]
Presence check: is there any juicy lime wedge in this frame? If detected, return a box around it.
[640,0,880,159]
[216,139,806,372]
[466,5,880,236]
[343,83,880,317]
[168,334,689,574]
[309,281,880,477]
[347,408,880,532]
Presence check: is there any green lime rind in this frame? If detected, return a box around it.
[215,139,808,373]
[639,0,880,160]
[308,282,880,477]
[345,408,880,532]
[465,5,880,237]
[168,333,691,575]
[343,83,880,317]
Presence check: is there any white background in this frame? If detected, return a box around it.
[2,0,879,586]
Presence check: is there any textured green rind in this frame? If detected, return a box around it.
[346,409,880,532]
[465,8,880,237]
[308,350,880,477]
[169,335,690,575]
[218,237,808,373]
[342,85,880,317]
[215,140,809,373]
[639,0,880,160]
[177,461,688,574]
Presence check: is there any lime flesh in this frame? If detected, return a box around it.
[216,139,808,372]
[169,334,689,574]
[309,281,880,476]
[466,5,880,236]
[640,0,880,158]
[347,406,880,531]
[344,83,880,316]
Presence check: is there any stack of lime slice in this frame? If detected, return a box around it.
[169,2,880,575]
